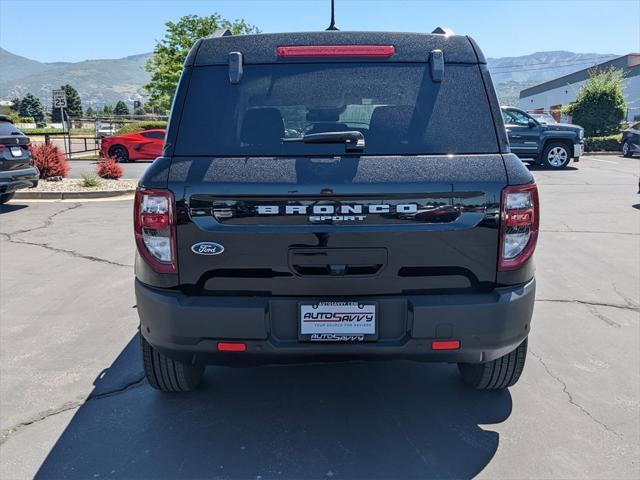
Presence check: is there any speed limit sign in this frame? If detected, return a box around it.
[53,89,67,108]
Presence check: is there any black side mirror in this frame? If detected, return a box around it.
[528,119,538,128]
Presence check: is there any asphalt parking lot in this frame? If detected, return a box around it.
[1,155,638,479]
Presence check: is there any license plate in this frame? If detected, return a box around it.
[10,147,22,157]
[299,302,376,342]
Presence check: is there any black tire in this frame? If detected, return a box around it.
[0,192,15,204]
[141,335,204,392]
[622,140,632,158]
[458,337,528,390]
[108,145,129,163]
[541,142,571,169]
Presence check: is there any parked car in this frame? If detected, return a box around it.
[135,29,538,392]
[501,106,584,169]
[622,122,640,157]
[96,124,119,139]
[100,129,165,162]
[0,115,38,204]
[529,113,557,124]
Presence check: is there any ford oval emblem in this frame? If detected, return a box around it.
[191,242,224,256]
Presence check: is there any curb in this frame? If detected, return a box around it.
[14,189,136,200]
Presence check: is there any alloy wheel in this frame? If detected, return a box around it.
[547,146,568,167]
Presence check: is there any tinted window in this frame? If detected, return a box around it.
[503,109,532,126]
[175,63,498,156]
[142,131,165,139]
[0,122,23,136]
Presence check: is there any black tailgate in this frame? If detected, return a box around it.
[170,154,505,296]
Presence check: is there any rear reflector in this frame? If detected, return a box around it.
[277,45,395,58]
[217,342,247,352]
[431,340,461,350]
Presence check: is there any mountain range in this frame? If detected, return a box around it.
[0,47,619,110]
[0,48,152,109]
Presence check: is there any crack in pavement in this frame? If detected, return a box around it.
[586,304,621,328]
[0,375,146,446]
[0,203,133,268]
[0,234,134,268]
[529,350,625,441]
[612,284,640,309]
[4,203,82,237]
[537,298,640,314]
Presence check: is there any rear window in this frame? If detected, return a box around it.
[0,122,23,136]
[175,63,498,156]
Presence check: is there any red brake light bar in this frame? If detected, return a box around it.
[277,45,395,58]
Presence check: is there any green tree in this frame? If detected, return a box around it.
[19,93,45,123]
[102,104,114,115]
[564,67,627,136]
[51,84,83,122]
[143,102,166,115]
[86,106,95,117]
[144,14,259,111]
[114,100,130,116]
[134,106,146,116]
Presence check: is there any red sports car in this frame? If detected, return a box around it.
[100,129,166,163]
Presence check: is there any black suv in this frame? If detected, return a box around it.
[135,30,538,392]
[501,106,584,169]
[0,115,38,204]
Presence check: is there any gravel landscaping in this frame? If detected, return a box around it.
[29,178,138,193]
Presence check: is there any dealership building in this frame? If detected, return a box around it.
[518,53,640,122]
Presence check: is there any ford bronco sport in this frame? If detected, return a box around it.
[135,29,538,392]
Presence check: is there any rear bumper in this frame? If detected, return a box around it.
[136,278,535,365]
[0,166,39,193]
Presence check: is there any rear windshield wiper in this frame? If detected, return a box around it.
[283,131,365,152]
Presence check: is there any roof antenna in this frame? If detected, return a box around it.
[326,0,339,30]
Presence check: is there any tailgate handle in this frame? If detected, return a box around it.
[292,263,383,277]
[329,264,347,276]
[289,248,387,277]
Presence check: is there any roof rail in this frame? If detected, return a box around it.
[211,28,233,38]
[432,26,454,35]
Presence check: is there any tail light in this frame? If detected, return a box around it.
[499,183,539,271]
[277,45,395,58]
[0,145,5,153]
[134,188,177,274]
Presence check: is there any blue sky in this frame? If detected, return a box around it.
[1,0,638,62]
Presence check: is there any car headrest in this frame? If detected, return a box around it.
[306,123,351,135]
[240,108,285,147]
[368,105,414,145]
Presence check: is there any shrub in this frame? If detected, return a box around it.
[30,144,69,179]
[584,134,622,152]
[80,173,102,188]
[96,156,124,179]
[116,121,167,135]
[563,67,627,137]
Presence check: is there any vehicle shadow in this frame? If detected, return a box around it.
[0,202,29,214]
[36,334,512,479]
